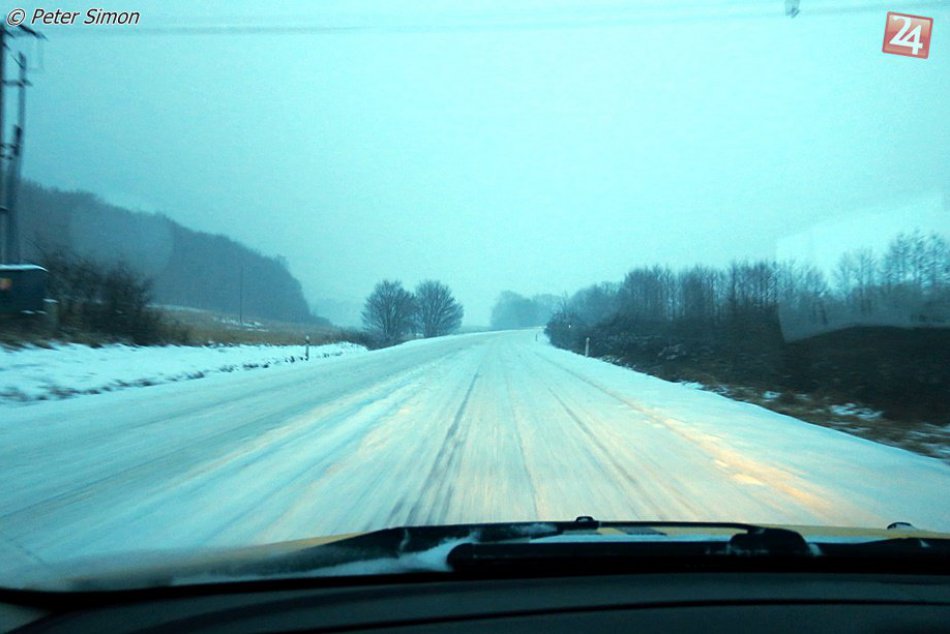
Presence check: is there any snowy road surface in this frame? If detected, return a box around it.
[2,330,950,567]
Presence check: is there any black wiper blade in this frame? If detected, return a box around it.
[252,519,805,578]
[42,520,950,593]
[165,519,783,581]
[445,519,811,575]
[447,521,950,577]
[156,522,567,583]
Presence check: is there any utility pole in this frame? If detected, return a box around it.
[0,26,7,263]
[5,52,29,262]
[0,23,42,264]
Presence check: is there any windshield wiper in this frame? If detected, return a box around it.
[228,518,947,581]
[37,518,950,592]
[446,518,950,577]
[271,518,800,574]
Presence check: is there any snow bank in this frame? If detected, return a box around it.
[0,341,367,404]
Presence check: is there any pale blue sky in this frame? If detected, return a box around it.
[13,0,950,324]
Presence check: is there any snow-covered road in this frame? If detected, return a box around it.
[2,330,949,567]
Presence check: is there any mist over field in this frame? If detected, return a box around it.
[15,0,949,325]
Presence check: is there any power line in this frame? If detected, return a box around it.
[40,1,948,37]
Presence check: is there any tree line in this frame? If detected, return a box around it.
[546,230,949,422]
[550,230,949,342]
[362,280,463,346]
[489,291,560,330]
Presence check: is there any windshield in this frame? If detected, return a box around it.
[0,0,948,591]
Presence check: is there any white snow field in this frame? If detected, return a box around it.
[1,329,949,570]
[0,341,366,403]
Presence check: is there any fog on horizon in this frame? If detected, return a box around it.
[14,0,949,326]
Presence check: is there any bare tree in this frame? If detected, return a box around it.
[414,280,463,338]
[619,266,675,322]
[922,232,949,294]
[362,280,416,345]
[883,232,912,290]
[35,245,164,343]
[678,266,720,323]
[836,249,877,315]
[569,283,619,325]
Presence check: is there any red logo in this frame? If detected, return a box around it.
[882,12,933,59]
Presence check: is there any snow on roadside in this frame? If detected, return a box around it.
[0,341,367,405]
[830,402,883,421]
[677,381,705,390]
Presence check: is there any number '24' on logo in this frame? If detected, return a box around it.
[882,12,933,59]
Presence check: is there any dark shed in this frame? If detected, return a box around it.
[0,264,48,314]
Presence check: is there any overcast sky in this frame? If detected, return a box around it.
[14,0,950,325]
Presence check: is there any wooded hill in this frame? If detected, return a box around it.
[18,181,323,325]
